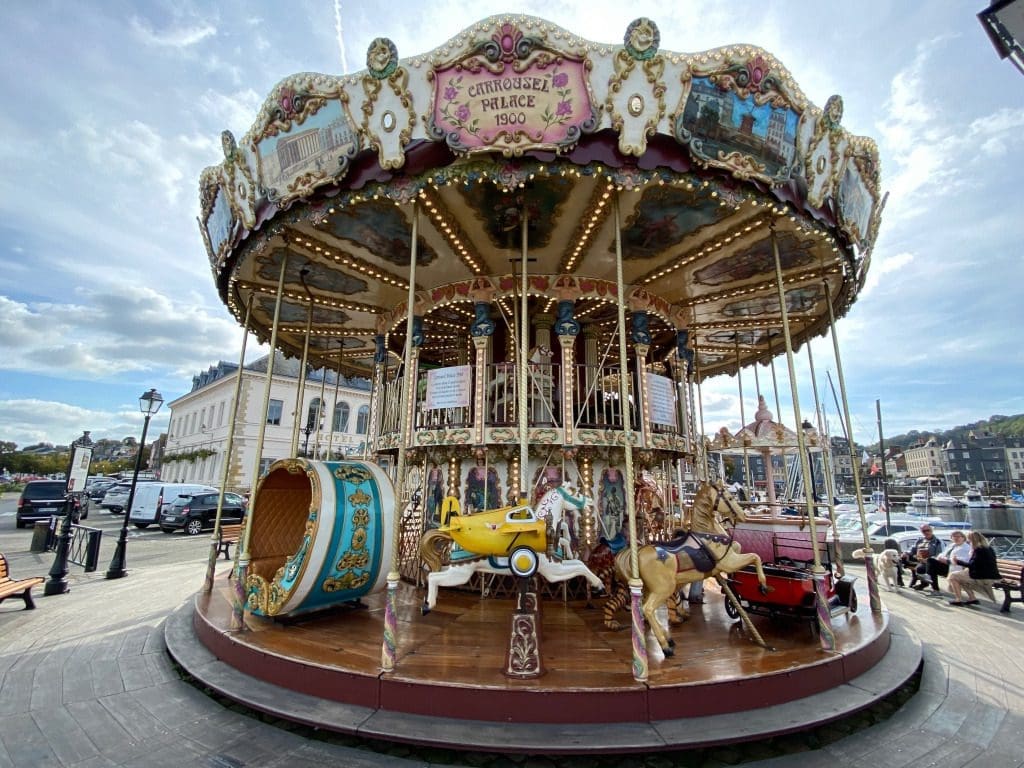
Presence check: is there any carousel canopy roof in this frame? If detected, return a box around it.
[710,395,822,453]
[198,14,883,379]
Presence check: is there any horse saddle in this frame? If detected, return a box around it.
[599,533,628,554]
[656,532,730,574]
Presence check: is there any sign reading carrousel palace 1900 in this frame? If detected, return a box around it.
[429,23,596,155]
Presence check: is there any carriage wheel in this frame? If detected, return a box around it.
[724,595,740,620]
[509,546,539,578]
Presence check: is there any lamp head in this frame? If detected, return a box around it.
[139,388,164,416]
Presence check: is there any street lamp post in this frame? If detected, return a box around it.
[106,388,163,579]
[44,430,93,596]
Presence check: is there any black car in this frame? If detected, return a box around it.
[159,492,246,535]
[16,480,86,528]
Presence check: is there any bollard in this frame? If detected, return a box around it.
[30,521,51,553]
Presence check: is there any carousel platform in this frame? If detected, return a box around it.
[166,574,920,755]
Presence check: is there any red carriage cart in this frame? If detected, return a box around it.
[724,516,857,626]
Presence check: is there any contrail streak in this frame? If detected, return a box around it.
[333,0,348,74]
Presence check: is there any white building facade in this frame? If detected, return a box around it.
[162,353,371,492]
[904,437,944,481]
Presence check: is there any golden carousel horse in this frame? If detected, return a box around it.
[614,479,768,656]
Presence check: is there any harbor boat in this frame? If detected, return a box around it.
[928,490,961,507]
[962,487,988,508]
[909,490,929,506]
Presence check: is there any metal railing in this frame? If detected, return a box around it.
[44,518,103,572]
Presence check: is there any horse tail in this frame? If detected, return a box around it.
[614,548,634,585]
[419,528,453,573]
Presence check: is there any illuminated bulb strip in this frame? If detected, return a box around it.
[637,215,766,285]
[418,188,484,275]
[558,183,614,274]
[283,227,410,290]
[234,281,384,314]
[682,265,835,308]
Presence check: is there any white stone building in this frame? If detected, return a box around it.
[162,353,371,492]
[904,437,944,481]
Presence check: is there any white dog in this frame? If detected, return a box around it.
[852,548,901,591]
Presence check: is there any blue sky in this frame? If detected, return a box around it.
[1,0,1022,450]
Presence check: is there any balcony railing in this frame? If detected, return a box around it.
[375,361,675,445]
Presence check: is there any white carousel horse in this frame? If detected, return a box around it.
[419,485,604,614]
[614,479,768,656]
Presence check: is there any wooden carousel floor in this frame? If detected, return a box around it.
[191,571,892,728]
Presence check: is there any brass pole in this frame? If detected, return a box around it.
[326,340,343,459]
[233,254,288,631]
[291,268,315,457]
[770,224,834,650]
[203,293,253,595]
[824,280,880,613]
[382,203,419,670]
[614,193,648,682]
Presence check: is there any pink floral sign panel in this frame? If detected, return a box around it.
[433,60,591,152]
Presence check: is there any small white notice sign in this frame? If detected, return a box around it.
[646,373,678,427]
[426,365,472,410]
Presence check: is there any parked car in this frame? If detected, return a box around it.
[159,491,246,535]
[128,482,217,528]
[100,480,156,513]
[86,476,118,500]
[16,480,86,528]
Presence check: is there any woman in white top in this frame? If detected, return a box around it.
[925,529,971,594]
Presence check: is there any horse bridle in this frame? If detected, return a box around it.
[689,483,739,567]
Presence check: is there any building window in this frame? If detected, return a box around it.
[267,399,283,426]
[259,458,276,477]
[356,404,370,434]
[217,401,225,427]
[333,401,350,432]
[306,398,322,429]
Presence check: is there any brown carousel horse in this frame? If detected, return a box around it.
[614,479,768,656]
[634,469,669,542]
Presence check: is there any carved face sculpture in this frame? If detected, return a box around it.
[367,38,396,77]
[624,18,659,59]
[824,94,843,128]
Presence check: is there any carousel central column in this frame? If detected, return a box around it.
[470,301,494,447]
[367,335,387,456]
[556,300,580,446]
[631,311,651,449]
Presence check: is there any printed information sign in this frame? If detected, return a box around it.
[426,365,472,410]
[646,373,678,427]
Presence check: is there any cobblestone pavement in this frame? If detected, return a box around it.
[1,497,1022,767]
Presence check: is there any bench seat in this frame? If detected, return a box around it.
[994,558,1024,614]
[0,553,45,610]
[217,524,243,560]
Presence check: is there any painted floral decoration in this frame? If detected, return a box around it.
[440,75,479,136]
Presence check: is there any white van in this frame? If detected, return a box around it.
[128,483,216,528]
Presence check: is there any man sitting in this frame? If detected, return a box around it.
[904,524,944,593]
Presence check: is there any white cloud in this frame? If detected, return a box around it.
[130,17,216,48]
[0,291,240,382]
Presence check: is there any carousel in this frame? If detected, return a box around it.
[178,14,904,753]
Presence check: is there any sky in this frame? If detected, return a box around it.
[1,0,1022,451]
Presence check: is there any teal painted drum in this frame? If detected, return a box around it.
[244,458,396,617]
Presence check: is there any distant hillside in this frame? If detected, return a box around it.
[872,414,1024,452]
